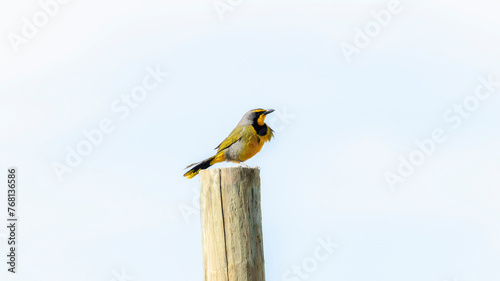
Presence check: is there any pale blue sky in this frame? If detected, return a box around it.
[1,0,500,280]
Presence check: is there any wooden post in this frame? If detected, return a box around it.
[200,167,265,281]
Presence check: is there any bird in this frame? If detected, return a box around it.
[184,108,275,179]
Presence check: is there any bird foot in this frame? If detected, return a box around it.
[241,163,260,170]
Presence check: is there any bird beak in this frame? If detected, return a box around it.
[263,109,275,115]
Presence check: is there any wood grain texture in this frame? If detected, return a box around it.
[200,167,265,281]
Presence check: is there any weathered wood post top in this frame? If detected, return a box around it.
[200,167,265,281]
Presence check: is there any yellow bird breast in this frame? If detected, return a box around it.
[238,134,265,162]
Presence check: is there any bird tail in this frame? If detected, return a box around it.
[183,152,225,179]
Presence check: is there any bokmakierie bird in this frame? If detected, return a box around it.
[184,108,275,179]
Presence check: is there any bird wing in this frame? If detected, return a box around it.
[214,125,243,152]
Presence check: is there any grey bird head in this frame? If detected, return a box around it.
[238,108,275,126]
